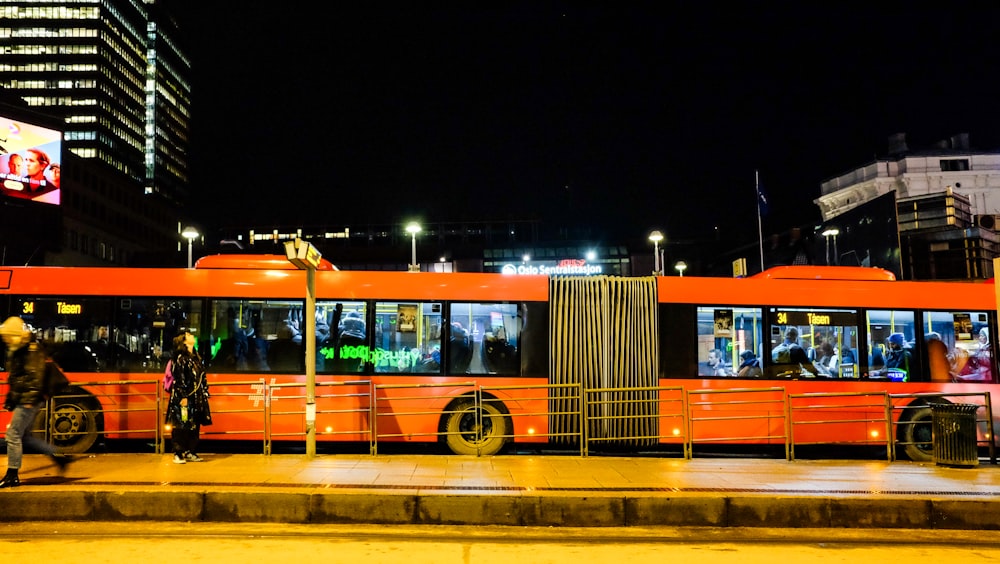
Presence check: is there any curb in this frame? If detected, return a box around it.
[2,490,1000,528]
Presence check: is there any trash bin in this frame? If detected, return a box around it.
[929,403,980,467]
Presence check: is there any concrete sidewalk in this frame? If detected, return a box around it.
[1,452,999,529]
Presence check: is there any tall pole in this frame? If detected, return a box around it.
[305,266,316,458]
[186,240,193,269]
[410,233,417,267]
[756,170,765,272]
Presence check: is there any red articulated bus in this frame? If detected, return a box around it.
[0,256,996,460]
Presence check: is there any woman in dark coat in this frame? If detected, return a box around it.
[166,330,211,463]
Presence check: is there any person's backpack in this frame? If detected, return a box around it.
[163,359,174,392]
[772,342,792,363]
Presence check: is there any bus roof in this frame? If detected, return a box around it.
[194,254,338,271]
[751,265,896,281]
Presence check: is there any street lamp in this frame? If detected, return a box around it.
[822,228,840,265]
[405,222,421,272]
[181,226,199,268]
[648,230,664,275]
[675,260,688,277]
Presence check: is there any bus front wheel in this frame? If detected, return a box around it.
[443,399,510,456]
[36,390,103,454]
[899,404,934,462]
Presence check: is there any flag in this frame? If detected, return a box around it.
[756,179,769,217]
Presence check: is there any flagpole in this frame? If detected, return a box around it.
[756,169,764,272]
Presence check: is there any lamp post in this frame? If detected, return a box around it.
[283,238,322,459]
[675,260,687,277]
[648,230,664,275]
[181,226,199,268]
[822,228,840,265]
[405,222,421,272]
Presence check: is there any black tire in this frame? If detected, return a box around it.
[443,398,509,456]
[899,404,934,462]
[35,389,103,454]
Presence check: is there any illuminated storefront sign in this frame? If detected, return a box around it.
[500,259,602,276]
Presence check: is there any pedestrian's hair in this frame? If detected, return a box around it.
[172,331,188,353]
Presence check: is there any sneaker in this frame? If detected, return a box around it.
[172,453,186,464]
[184,452,204,462]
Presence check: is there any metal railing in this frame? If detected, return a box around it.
[195,380,268,452]
[41,379,163,454]
[686,387,790,459]
[371,381,477,456]
[583,385,687,457]
[787,391,894,461]
[267,380,373,455]
[481,382,585,455]
[30,377,999,463]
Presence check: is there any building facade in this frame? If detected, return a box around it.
[814,134,1000,280]
[212,219,638,276]
[0,0,190,265]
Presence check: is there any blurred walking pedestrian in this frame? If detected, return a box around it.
[0,316,73,487]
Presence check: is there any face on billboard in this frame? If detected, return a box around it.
[1,116,62,205]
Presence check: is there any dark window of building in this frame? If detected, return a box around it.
[941,159,970,172]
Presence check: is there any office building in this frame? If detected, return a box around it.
[0,0,190,265]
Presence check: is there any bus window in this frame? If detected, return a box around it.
[449,302,523,375]
[767,308,859,379]
[208,299,253,371]
[373,301,442,374]
[2,296,117,373]
[205,299,315,373]
[113,297,201,373]
[321,301,367,374]
[696,306,762,377]
[925,310,994,383]
[867,310,916,382]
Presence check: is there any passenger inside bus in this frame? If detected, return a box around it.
[874,332,912,381]
[331,313,366,373]
[771,327,799,363]
[924,332,950,383]
[954,327,992,382]
[267,321,303,372]
[869,343,885,373]
[449,322,473,373]
[737,350,762,378]
[246,319,269,371]
[699,348,731,376]
[814,341,838,375]
[787,344,829,377]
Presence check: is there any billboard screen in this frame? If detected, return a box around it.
[0,115,62,205]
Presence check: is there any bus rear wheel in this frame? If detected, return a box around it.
[899,404,934,462]
[443,399,509,456]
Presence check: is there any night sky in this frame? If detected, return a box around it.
[173,2,1000,246]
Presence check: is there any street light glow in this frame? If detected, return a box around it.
[181,226,199,268]
[405,222,421,271]
[648,230,664,275]
[822,227,840,265]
